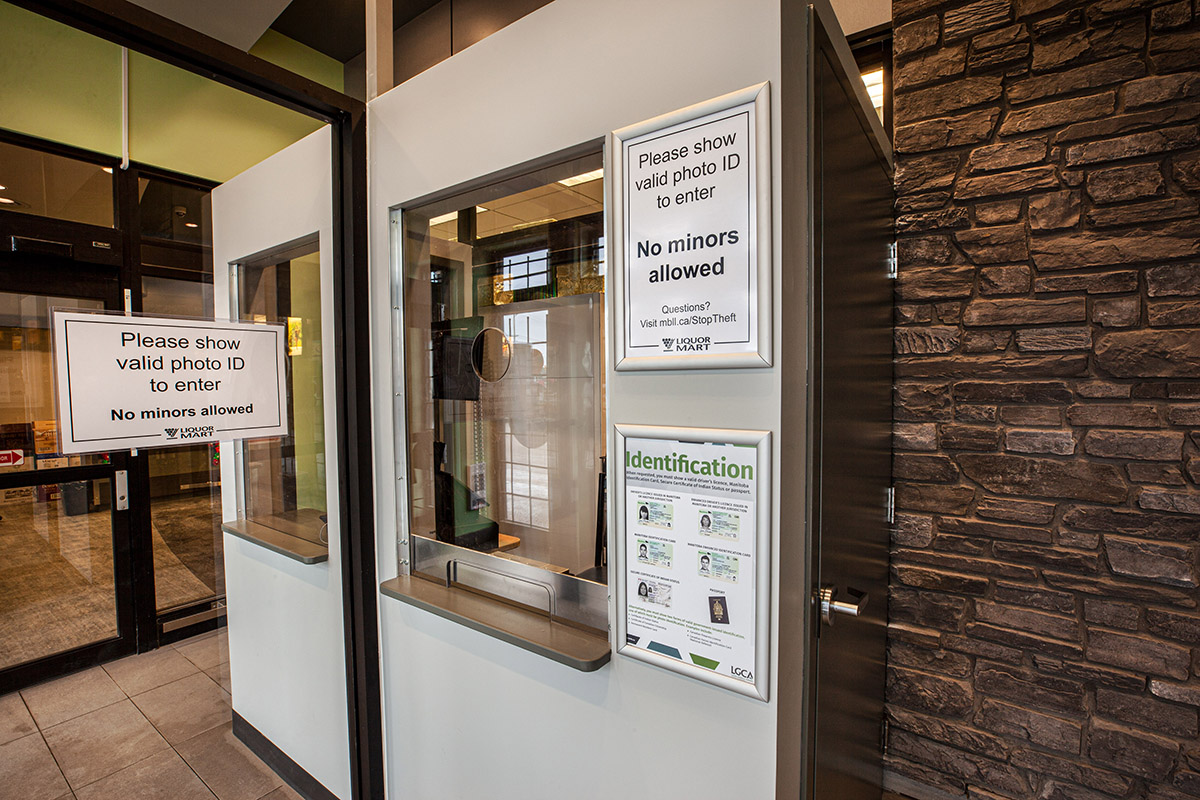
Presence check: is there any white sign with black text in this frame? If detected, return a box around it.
[612,83,771,369]
[616,425,771,701]
[52,312,289,454]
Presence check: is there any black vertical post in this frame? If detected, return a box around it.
[332,108,384,800]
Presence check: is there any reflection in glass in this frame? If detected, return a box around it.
[0,140,114,228]
[142,274,223,612]
[402,152,606,577]
[138,177,212,246]
[0,292,107,474]
[236,242,327,544]
[0,480,117,669]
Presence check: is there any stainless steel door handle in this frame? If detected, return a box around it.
[816,586,868,626]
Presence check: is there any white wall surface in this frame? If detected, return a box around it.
[212,125,352,800]
[368,0,800,797]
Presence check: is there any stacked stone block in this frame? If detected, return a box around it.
[888,0,1200,797]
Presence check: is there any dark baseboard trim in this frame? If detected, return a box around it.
[233,711,340,800]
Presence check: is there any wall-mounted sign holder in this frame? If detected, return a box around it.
[615,424,771,701]
[610,82,772,370]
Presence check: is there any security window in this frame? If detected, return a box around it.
[399,150,607,593]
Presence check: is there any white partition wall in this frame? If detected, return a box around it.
[212,125,352,800]
[369,1,798,796]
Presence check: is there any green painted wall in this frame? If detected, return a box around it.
[289,252,327,513]
[0,1,333,183]
[249,30,343,93]
[0,2,123,155]
[128,52,321,183]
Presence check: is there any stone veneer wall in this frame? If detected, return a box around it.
[886,0,1200,797]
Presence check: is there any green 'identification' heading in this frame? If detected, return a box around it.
[626,450,753,480]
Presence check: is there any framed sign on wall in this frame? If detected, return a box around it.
[615,424,772,701]
[610,82,772,370]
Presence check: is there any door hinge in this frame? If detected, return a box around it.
[886,486,895,525]
[887,241,898,279]
[880,716,890,754]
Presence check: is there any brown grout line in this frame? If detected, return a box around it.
[20,691,72,793]
[67,746,179,796]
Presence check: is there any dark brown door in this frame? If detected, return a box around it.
[808,15,895,800]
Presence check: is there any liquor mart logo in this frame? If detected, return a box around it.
[662,337,675,351]
[172,425,215,441]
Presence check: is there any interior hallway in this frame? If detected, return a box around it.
[0,628,300,800]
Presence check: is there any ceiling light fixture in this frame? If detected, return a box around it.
[185,222,199,228]
[102,167,113,174]
[429,211,457,226]
[558,168,604,187]
[0,197,15,204]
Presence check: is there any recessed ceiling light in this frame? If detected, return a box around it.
[185,222,199,228]
[0,185,6,191]
[429,211,457,226]
[0,197,15,204]
[559,169,604,187]
[102,167,113,174]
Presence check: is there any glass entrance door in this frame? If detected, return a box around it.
[0,262,134,691]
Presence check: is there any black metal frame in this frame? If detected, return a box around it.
[1,2,382,798]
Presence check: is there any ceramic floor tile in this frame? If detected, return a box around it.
[175,722,282,800]
[42,700,169,789]
[0,691,37,745]
[103,647,199,697]
[0,732,71,800]
[21,668,127,729]
[74,749,216,800]
[174,631,228,671]
[202,662,232,693]
[257,785,303,800]
[131,672,231,745]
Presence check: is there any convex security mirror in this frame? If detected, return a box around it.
[471,327,511,382]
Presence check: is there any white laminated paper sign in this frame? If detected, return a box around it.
[52,312,289,454]
[617,425,771,701]
[612,83,771,370]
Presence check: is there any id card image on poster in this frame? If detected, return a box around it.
[616,424,771,701]
[610,82,771,370]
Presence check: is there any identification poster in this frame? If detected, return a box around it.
[617,425,770,701]
[612,82,771,370]
[52,312,289,454]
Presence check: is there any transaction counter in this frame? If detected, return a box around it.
[367,0,893,797]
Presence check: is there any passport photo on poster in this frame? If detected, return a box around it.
[610,82,771,370]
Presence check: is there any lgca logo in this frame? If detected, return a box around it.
[164,428,179,440]
[662,337,674,351]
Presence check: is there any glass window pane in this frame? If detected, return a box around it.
[236,242,327,544]
[401,151,605,576]
[142,275,222,612]
[138,178,212,246]
[0,140,114,227]
[0,479,117,669]
[0,291,107,473]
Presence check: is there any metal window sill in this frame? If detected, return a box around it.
[380,575,611,672]
[223,517,329,564]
